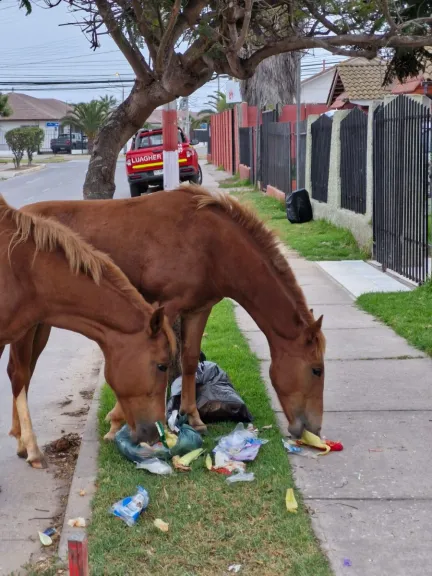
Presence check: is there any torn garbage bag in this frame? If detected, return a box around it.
[115,417,203,465]
[166,360,253,423]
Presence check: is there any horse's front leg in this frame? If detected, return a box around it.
[180,309,212,433]
[9,324,51,468]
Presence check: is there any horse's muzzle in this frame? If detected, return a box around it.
[132,421,160,445]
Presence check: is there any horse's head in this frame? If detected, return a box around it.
[104,307,175,444]
[269,313,325,439]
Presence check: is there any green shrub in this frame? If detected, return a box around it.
[5,126,44,167]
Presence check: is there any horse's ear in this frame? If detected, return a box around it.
[310,308,314,315]
[149,306,165,337]
[305,315,323,343]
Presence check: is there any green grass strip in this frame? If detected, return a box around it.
[230,186,369,261]
[89,300,331,576]
[357,280,432,357]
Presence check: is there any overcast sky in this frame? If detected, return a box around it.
[0,0,344,110]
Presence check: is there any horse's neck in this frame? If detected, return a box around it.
[24,248,146,347]
[220,246,306,344]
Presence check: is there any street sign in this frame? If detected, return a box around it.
[200,123,207,129]
[46,122,59,127]
[226,81,242,104]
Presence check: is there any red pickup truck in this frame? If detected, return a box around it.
[125,127,202,196]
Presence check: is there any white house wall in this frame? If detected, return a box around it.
[301,71,334,104]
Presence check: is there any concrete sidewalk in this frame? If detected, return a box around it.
[234,246,432,576]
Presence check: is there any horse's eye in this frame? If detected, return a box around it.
[157,364,168,373]
[312,368,322,377]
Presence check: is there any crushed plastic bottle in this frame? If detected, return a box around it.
[110,486,150,527]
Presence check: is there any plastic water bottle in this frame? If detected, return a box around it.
[110,486,150,527]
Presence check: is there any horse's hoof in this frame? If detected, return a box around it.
[17,447,28,459]
[190,421,208,435]
[103,431,116,442]
[28,454,48,469]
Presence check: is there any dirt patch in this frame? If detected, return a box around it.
[44,433,82,481]
[80,389,94,400]
[61,406,89,418]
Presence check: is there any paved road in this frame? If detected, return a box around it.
[1,158,130,208]
[0,158,116,575]
[0,157,218,574]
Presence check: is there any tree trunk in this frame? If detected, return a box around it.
[240,52,298,108]
[83,80,170,199]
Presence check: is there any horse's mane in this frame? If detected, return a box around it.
[0,196,148,317]
[187,185,326,355]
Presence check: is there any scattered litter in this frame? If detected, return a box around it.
[38,531,53,547]
[67,517,86,528]
[115,417,202,466]
[79,489,86,497]
[43,527,57,538]
[282,439,311,457]
[213,423,268,462]
[343,558,352,567]
[286,488,298,514]
[261,425,273,430]
[228,565,242,573]
[166,360,253,424]
[167,410,179,432]
[153,518,169,533]
[205,454,213,470]
[226,472,255,484]
[136,458,173,475]
[172,448,204,471]
[295,431,343,455]
[110,486,149,527]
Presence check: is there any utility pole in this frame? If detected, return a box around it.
[295,53,301,191]
[162,99,179,190]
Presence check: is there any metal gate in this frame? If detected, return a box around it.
[239,126,255,182]
[266,122,291,195]
[340,108,368,214]
[311,114,332,202]
[260,109,278,188]
[373,95,430,284]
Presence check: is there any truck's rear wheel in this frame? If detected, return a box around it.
[190,165,203,185]
[130,183,148,197]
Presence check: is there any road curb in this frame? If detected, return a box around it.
[58,362,105,561]
[0,163,46,180]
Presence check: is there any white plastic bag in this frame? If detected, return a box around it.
[136,458,173,475]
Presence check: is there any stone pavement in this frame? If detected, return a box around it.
[201,164,432,575]
[234,248,432,576]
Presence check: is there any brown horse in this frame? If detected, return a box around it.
[10,186,325,458]
[0,196,174,468]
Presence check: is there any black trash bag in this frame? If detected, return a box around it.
[166,360,253,423]
[286,188,313,224]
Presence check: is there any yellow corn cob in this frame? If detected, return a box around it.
[177,448,204,467]
[300,430,330,455]
[286,488,298,513]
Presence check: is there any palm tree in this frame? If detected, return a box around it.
[99,95,118,110]
[197,91,233,123]
[0,93,12,118]
[61,100,110,153]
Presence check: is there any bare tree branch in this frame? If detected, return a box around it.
[130,0,159,63]
[380,0,397,33]
[93,0,152,80]
[235,0,253,52]
[155,0,182,73]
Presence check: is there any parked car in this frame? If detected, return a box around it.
[125,127,202,197]
[50,133,87,154]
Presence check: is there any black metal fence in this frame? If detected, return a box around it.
[239,126,255,182]
[265,122,291,195]
[340,108,368,214]
[259,110,278,187]
[373,95,430,284]
[311,114,332,202]
[293,119,307,189]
